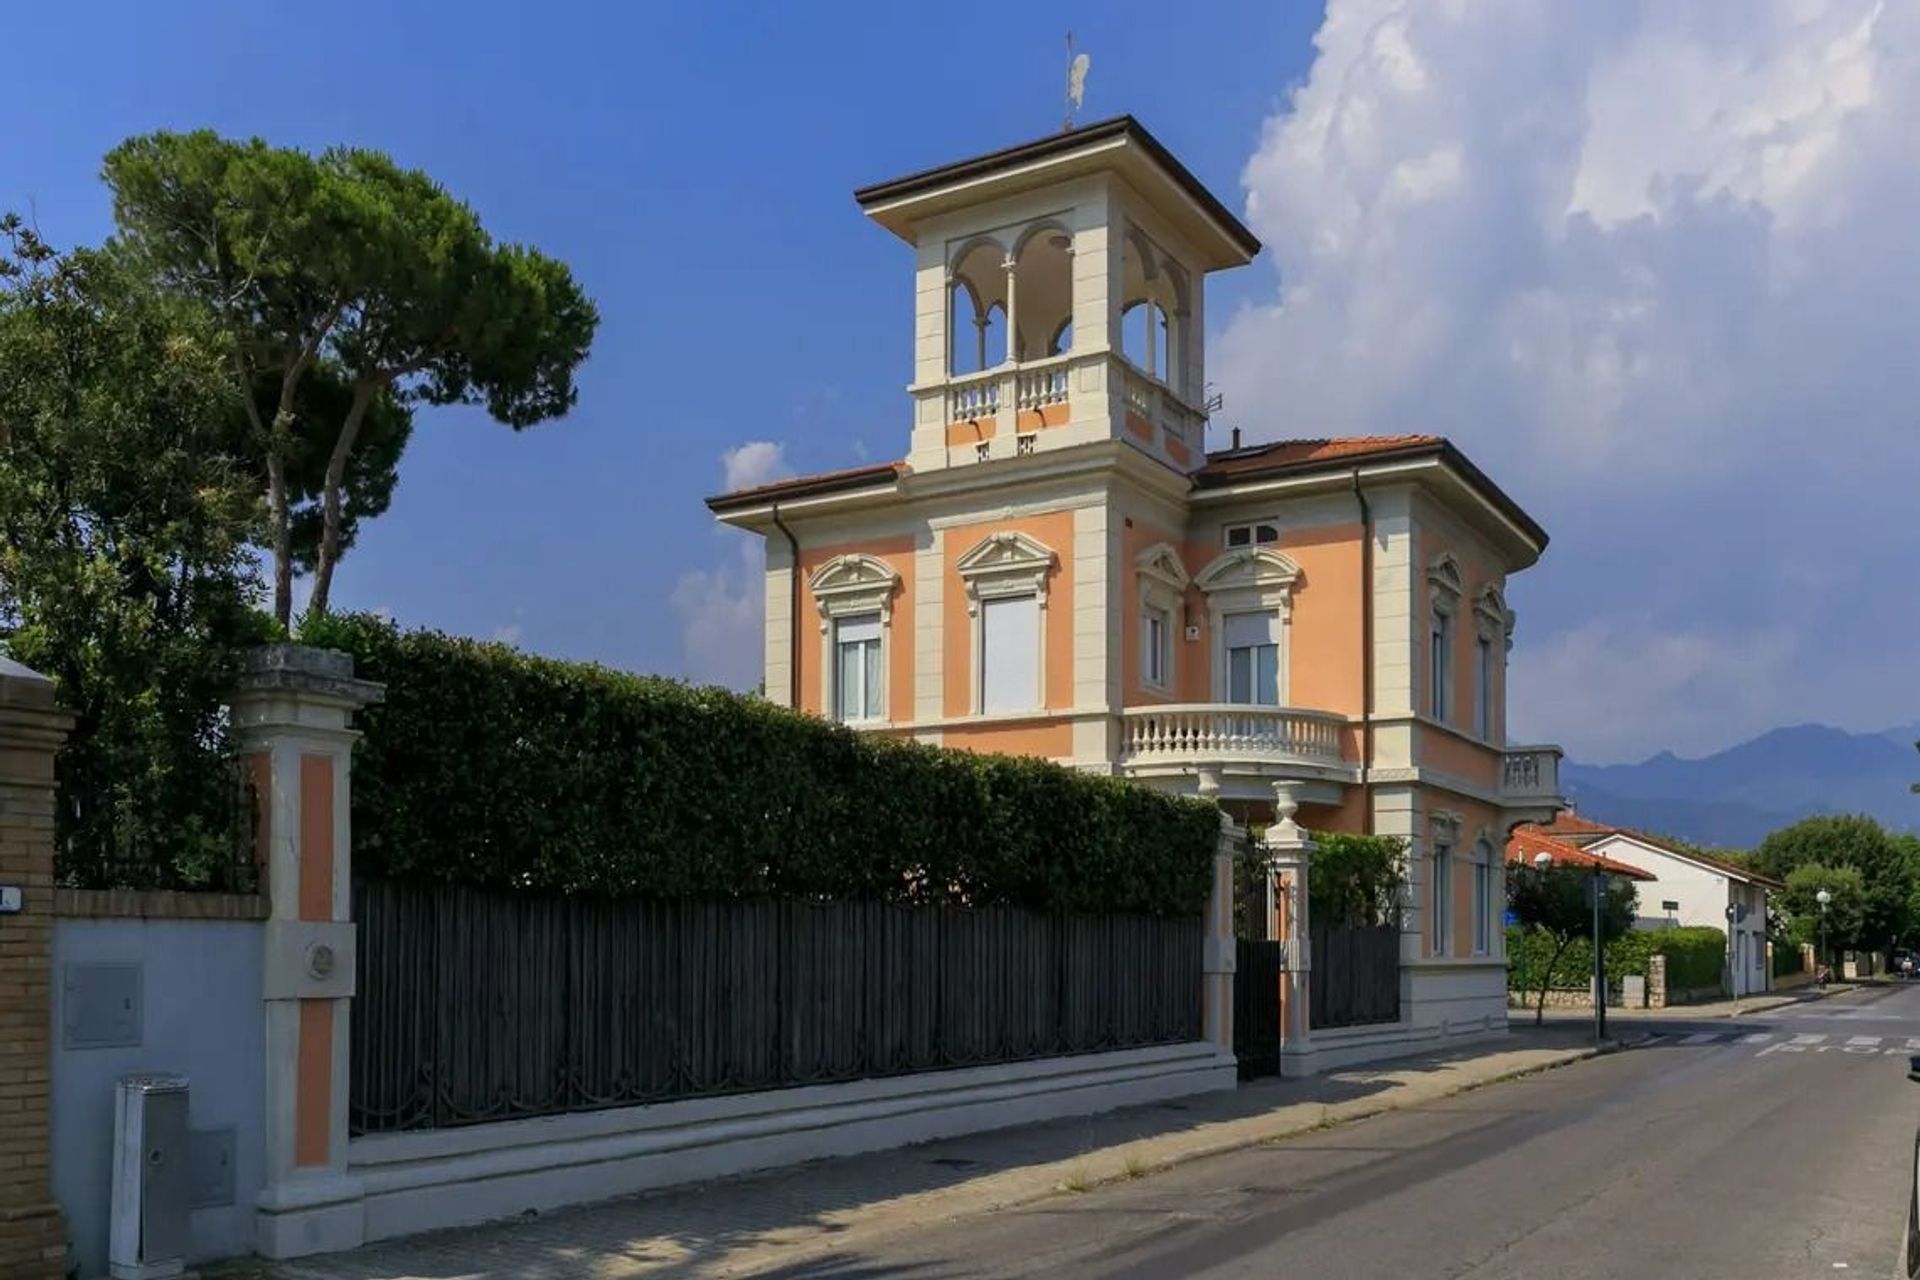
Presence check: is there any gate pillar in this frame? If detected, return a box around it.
[228,645,382,1259]
[1196,769,1239,1055]
[1264,783,1316,1076]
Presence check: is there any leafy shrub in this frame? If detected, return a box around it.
[1658,926,1727,989]
[1773,942,1805,978]
[1506,924,1725,993]
[299,613,1218,915]
[1309,833,1407,927]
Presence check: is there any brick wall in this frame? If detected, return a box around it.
[0,662,73,1280]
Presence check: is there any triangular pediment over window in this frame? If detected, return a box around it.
[1134,542,1190,593]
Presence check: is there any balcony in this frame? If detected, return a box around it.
[1118,704,1354,801]
[1117,358,1206,445]
[1500,744,1565,821]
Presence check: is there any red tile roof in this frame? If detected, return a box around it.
[1507,826,1657,881]
[1197,435,1444,480]
[1533,815,1783,890]
[706,461,904,511]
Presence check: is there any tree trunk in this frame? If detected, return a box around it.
[266,411,294,630]
[1535,937,1574,1026]
[305,383,375,620]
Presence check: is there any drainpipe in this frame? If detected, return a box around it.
[771,502,801,710]
[1352,468,1374,835]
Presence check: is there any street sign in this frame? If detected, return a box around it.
[1503,909,1519,928]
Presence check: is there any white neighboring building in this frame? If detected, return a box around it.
[1543,814,1782,997]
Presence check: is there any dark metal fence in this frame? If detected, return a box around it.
[1309,921,1401,1029]
[350,878,1203,1134]
[1232,938,1285,1078]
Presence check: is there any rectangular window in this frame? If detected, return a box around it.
[1223,520,1280,549]
[1431,844,1453,956]
[833,613,883,723]
[980,594,1040,713]
[1430,610,1452,721]
[1472,858,1491,955]
[1143,608,1170,688]
[1224,612,1280,705]
[1476,636,1494,739]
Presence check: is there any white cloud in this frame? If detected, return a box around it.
[721,441,791,492]
[671,443,789,690]
[669,535,765,690]
[1220,0,1920,759]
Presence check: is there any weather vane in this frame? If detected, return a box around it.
[1064,32,1091,131]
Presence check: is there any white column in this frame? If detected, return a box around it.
[1265,782,1317,1076]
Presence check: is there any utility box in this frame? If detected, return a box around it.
[110,1073,190,1279]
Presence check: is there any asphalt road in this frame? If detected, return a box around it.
[777,983,1920,1280]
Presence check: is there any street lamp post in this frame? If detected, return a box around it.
[1591,867,1608,1043]
[1817,887,1833,987]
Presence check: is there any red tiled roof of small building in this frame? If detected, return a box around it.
[1506,825,1657,881]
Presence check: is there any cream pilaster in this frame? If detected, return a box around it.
[1196,769,1238,1056]
[1266,783,1316,1076]
[230,646,382,1259]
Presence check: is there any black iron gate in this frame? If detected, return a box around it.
[1233,939,1285,1078]
[1310,921,1400,1029]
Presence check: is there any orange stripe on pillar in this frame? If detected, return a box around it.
[294,999,333,1167]
[298,754,334,922]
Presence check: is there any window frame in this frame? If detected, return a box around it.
[809,553,901,727]
[1134,542,1189,697]
[1471,838,1493,956]
[1195,547,1301,707]
[1222,520,1280,549]
[956,531,1057,716]
[832,612,885,724]
[1142,607,1171,691]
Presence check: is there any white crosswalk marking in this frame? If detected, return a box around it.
[1792,1033,1827,1045]
[1738,1033,1772,1045]
[1906,1038,1920,1051]
[1679,1032,1722,1045]
[1847,1035,1883,1047]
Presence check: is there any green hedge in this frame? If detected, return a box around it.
[1659,926,1727,989]
[1773,941,1805,978]
[299,614,1218,915]
[1507,925,1726,993]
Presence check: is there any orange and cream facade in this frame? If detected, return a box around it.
[710,118,1566,1053]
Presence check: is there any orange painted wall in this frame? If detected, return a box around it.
[943,512,1075,717]
[942,719,1075,759]
[946,419,997,445]
[795,534,917,721]
[1419,726,1500,790]
[1281,523,1366,719]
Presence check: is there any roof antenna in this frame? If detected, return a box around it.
[1064,33,1091,132]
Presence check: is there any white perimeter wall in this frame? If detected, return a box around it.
[51,918,265,1277]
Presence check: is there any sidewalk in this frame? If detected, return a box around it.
[1515,981,1858,1025]
[211,1027,1613,1280]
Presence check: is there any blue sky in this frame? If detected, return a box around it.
[14,1,1920,762]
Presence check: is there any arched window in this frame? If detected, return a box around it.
[1119,227,1189,395]
[1010,222,1073,365]
[948,239,1008,375]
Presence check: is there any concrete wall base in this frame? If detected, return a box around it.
[1280,1014,1507,1077]
[348,1042,1236,1245]
[255,1173,366,1260]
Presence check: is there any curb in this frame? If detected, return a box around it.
[724,1039,1622,1276]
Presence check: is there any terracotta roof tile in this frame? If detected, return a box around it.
[706,460,904,510]
[1506,826,1657,881]
[1196,435,1444,480]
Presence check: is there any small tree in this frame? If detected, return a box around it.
[103,131,600,626]
[1755,815,1918,953]
[1779,863,1866,961]
[1508,863,1638,1025]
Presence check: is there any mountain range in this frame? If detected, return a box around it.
[1560,723,1920,849]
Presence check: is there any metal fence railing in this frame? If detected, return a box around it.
[350,878,1203,1134]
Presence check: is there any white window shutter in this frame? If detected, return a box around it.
[981,595,1040,712]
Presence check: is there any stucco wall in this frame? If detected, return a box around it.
[795,533,918,722]
[51,918,265,1276]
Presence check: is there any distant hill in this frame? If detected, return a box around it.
[1561,723,1920,849]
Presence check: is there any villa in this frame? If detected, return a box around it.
[708,117,1566,1060]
